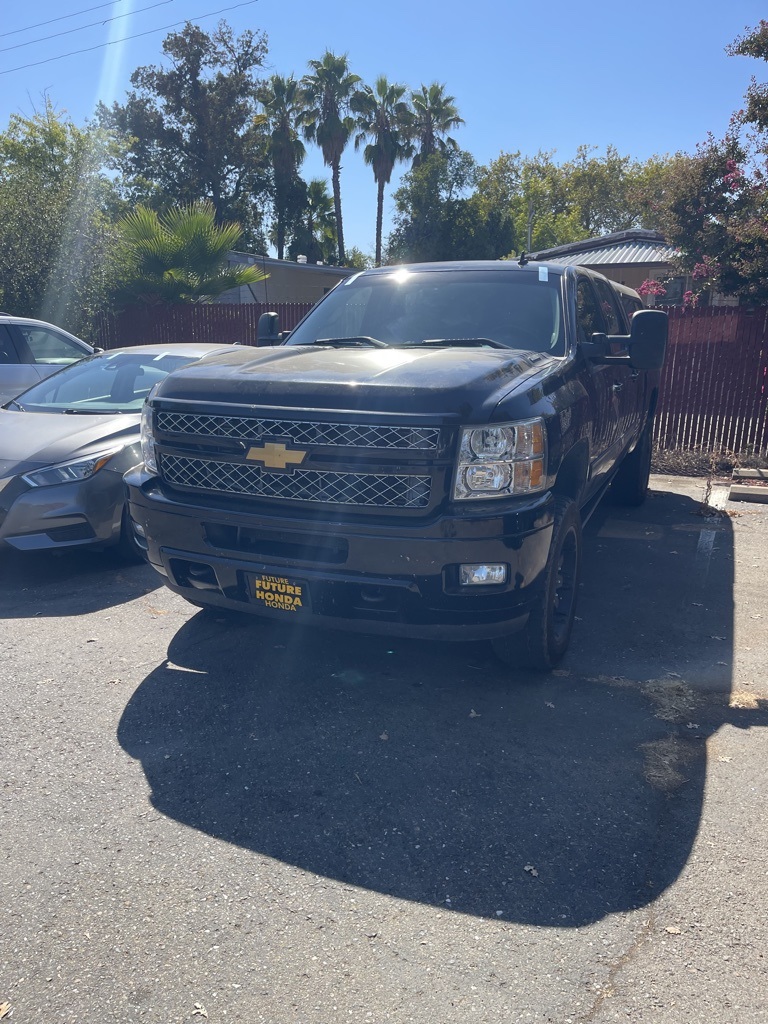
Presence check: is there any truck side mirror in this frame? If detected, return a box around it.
[581,332,608,361]
[628,310,667,371]
[257,312,282,346]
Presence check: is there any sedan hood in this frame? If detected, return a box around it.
[0,410,140,478]
[154,345,557,420]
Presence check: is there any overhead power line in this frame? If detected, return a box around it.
[3,1,125,38]
[0,0,260,76]
[0,1,176,55]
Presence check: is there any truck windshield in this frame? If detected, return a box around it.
[286,268,565,355]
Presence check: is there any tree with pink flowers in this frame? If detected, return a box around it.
[647,22,768,305]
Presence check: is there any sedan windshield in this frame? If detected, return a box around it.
[286,268,565,355]
[10,351,199,414]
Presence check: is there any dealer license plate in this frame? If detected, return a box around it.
[250,572,311,615]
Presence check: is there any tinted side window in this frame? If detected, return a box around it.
[620,294,642,322]
[575,278,607,344]
[593,278,623,334]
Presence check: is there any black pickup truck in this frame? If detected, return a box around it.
[125,260,667,669]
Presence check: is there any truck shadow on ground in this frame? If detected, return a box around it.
[0,547,161,617]
[118,487,768,926]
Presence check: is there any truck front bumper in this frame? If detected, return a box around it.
[125,470,555,641]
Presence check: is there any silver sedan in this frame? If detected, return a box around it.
[0,343,237,559]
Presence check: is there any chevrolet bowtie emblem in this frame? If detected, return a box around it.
[246,441,307,471]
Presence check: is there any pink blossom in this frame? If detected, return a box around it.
[637,279,667,298]
[723,159,744,191]
[692,256,720,280]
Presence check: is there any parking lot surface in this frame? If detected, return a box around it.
[2,476,767,1023]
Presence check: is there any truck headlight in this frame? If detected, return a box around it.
[141,401,158,474]
[453,418,546,500]
[22,448,122,488]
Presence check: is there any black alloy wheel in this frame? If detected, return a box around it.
[492,496,582,672]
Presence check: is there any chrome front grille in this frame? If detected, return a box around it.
[156,411,440,452]
[160,454,431,508]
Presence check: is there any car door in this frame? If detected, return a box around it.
[592,276,645,447]
[0,325,40,404]
[10,323,92,386]
[574,275,624,489]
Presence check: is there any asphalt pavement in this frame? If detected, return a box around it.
[1,475,766,1023]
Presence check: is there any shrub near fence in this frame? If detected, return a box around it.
[90,302,768,457]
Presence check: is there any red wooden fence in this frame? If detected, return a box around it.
[654,307,768,456]
[91,303,768,456]
[92,302,313,349]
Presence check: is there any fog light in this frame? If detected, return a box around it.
[459,563,508,586]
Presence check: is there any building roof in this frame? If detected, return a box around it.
[228,250,357,277]
[531,229,676,268]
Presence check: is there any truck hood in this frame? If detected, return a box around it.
[155,345,558,420]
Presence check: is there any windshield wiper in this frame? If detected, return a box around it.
[305,336,390,349]
[6,400,24,411]
[62,408,121,414]
[416,337,507,349]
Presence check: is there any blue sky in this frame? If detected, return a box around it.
[1,0,766,259]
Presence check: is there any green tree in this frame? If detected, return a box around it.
[646,134,768,303]
[0,99,122,335]
[474,148,674,254]
[257,75,307,260]
[114,201,267,305]
[344,246,373,270]
[516,151,584,250]
[627,154,680,233]
[727,19,768,149]
[352,76,414,266]
[410,82,463,168]
[287,179,338,264]
[99,21,271,249]
[388,150,514,263]
[301,52,361,265]
[474,150,581,253]
[559,145,648,236]
[643,21,768,304]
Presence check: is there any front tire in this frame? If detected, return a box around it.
[611,419,653,506]
[116,505,146,563]
[492,496,582,671]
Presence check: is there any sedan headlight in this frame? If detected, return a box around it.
[453,418,546,500]
[22,448,123,488]
[141,400,158,474]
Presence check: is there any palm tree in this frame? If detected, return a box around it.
[352,76,414,266]
[289,179,338,264]
[257,75,306,260]
[305,179,337,256]
[115,201,267,305]
[301,52,361,265]
[411,82,464,168]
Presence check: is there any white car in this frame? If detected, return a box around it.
[0,313,94,405]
